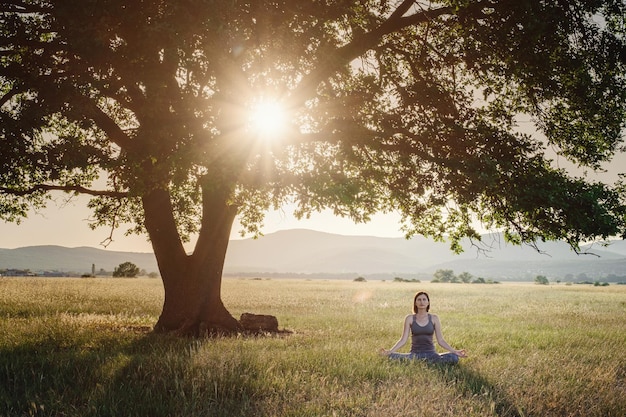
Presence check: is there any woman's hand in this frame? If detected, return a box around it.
[454,349,467,358]
[379,348,391,356]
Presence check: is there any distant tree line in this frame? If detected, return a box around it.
[110,262,159,278]
[431,269,500,284]
[536,274,615,286]
[561,273,626,283]
[1,263,159,278]
[429,269,622,285]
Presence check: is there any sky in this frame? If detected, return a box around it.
[0,198,406,252]
[1,151,624,253]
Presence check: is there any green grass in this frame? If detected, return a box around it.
[1,277,625,416]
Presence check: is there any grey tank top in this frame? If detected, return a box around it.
[410,314,436,354]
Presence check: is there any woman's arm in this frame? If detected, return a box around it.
[432,314,467,357]
[379,314,412,356]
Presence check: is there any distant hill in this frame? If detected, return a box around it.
[224,229,626,280]
[0,245,159,275]
[1,229,624,281]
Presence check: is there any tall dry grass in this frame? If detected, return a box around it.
[1,277,624,416]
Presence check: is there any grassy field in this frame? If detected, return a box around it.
[0,277,625,417]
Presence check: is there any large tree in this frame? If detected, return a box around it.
[2,0,625,335]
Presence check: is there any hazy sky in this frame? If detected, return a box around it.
[1,151,623,252]
[0,195,406,252]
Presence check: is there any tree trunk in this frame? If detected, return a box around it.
[143,184,241,336]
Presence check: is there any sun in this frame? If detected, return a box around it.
[248,99,287,139]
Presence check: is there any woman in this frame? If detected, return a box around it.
[379,291,466,364]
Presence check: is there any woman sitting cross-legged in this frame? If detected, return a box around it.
[379,291,466,364]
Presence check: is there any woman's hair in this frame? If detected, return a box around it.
[413,291,430,313]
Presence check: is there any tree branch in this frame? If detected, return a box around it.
[64,88,137,152]
[289,3,454,105]
[388,0,419,20]
[0,184,128,198]
[0,1,51,14]
[0,84,21,108]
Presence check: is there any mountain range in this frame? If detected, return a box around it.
[1,229,625,281]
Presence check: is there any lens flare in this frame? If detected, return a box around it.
[249,99,287,139]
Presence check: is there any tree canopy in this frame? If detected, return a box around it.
[1,0,625,333]
[2,0,625,248]
[112,261,140,278]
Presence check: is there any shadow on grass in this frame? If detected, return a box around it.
[433,363,523,417]
[0,331,263,417]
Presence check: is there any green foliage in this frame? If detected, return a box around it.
[112,262,140,278]
[0,278,625,416]
[458,272,473,283]
[432,269,457,283]
[392,277,421,283]
[534,275,550,285]
[432,270,498,284]
[1,0,625,254]
[471,277,500,284]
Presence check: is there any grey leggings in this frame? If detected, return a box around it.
[388,351,459,364]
